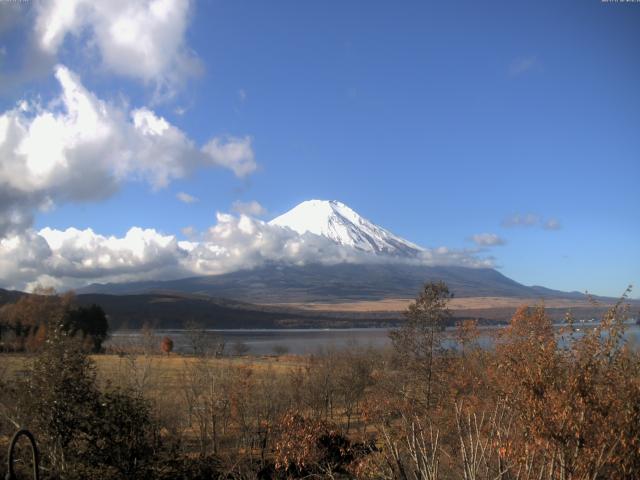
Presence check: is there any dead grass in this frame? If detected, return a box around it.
[0,353,306,389]
[273,296,605,313]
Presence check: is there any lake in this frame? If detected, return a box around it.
[107,321,640,356]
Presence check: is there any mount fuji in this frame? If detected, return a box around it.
[269,200,423,258]
[80,199,588,306]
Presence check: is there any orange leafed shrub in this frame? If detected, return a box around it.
[160,336,174,355]
[492,302,640,479]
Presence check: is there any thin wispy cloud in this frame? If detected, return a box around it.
[470,233,506,246]
[177,192,198,204]
[502,213,540,227]
[543,218,562,230]
[503,213,562,231]
[232,200,266,217]
[508,56,539,77]
[238,89,247,103]
[181,226,196,238]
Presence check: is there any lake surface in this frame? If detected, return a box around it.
[107,322,640,356]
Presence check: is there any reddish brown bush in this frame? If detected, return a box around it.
[160,336,174,355]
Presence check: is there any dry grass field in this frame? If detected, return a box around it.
[0,353,306,395]
[273,296,608,312]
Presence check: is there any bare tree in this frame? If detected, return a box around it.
[232,341,250,356]
[183,321,224,357]
[389,281,452,410]
[335,347,375,433]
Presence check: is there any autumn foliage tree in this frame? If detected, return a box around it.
[0,287,72,351]
[492,297,640,479]
[273,412,368,478]
[0,289,109,353]
[376,286,640,480]
[160,336,174,355]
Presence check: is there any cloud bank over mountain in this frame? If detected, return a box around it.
[0,209,494,292]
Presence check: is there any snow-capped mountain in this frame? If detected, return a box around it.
[80,200,587,303]
[269,199,424,257]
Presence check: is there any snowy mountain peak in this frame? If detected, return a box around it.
[269,199,424,257]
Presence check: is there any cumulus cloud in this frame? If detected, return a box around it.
[0,226,189,290]
[0,65,256,237]
[39,226,186,279]
[470,233,506,246]
[176,192,198,204]
[232,200,266,217]
[185,213,364,276]
[0,217,360,290]
[33,0,200,97]
[0,214,495,291]
[0,231,53,290]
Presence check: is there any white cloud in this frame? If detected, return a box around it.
[0,65,256,237]
[39,226,183,276]
[176,192,197,204]
[0,226,189,291]
[34,0,200,97]
[0,231,53,290]
[470,233,506,246]
[0,214,495,291]
[202,136,257,178]
[232,200,266,217]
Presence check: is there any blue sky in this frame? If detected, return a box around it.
[0,0,638,296]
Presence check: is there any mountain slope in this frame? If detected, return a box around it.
[74,292,401,329]
[269,200,423,257]
[80,263,585,303]
[0,288,25,304]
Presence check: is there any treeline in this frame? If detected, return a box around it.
[0,283,639,479]
[0,287,108,353]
